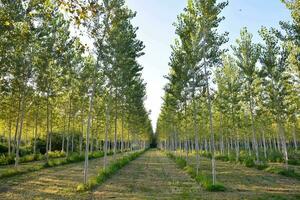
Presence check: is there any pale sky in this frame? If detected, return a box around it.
[125,0,292,130]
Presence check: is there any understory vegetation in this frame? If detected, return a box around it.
[167,152,226,192]
[0,150,120,179]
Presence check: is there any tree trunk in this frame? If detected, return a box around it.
[104,102,110,170]
[262,129,267,159]
[33,111,38,155]
[113,90,118,158]
[292,123,298,151]
[12,99,21,155]
[15,94,25,167]
[121,105,124,152]
[71,119,74,152]
[66,96,71,157]
[249,88,259,162]
[49,109,53,152]
[205,64,216,185]
[277,120,288,169]
[8,120,12,156]
[83,88,95,184]
[45,94,50,161]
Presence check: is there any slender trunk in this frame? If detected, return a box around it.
[262,129,267,159]
[33,111,38,154]
[205,64,216,185]
[13,99,21,155]
[62,107,67,152]
[104,103,110,170]
[71,119,74,152]
[185,139,188,161]
[66,96,71,157]
[127,125,130,151]
[193,95,200,175]
[220,113,224,155]
[235,136,240,162]
[227,138,230,156]
[45,94,50,161]
[83,88,95,184]
[277,133,281,152]
[8,120,12,156]
[121,104,124,152]
[277,120,288,169]
[49,109,52,152]
[80,113,84,155]
[249,88,259,162]
[15,94,25,167]
[113,89,118,158]
[292,123,298,151]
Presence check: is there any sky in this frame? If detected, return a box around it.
[125,0,292,131]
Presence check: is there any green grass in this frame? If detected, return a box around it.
[0,165,44,178]
[266,166,300,180]
[0,151,67,166]
[0,150,115,179]
[77,149,147,192]
[166,151,226,192]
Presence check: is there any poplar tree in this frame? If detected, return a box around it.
[232,27,261,162]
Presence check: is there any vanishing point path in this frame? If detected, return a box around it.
[1,149,299,199]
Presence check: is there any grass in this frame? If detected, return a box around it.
[0,165,44,179]
[166,152,226,192]
[196,150,300,181]
[266,166,300,180]
[0,151,66,166]
[77,149,147,192]
[0,150,115,179]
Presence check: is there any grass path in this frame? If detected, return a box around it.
[0,153,125,200]
[91,149,201,199]
[92,150,300,199]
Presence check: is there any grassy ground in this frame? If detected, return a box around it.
[0,149,299,199]
[0,153,126,200]
[269,162,300,174]
[184,152,300,200]
[91,149,201,199]
[0,157,65,176]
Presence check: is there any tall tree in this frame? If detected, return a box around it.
[232,27,261,162]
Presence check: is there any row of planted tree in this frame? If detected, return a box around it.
[0,0,153,183]
[156,0,299,185]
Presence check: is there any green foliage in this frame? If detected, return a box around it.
[48,151,66,159]
[243,157,255,168]
[288,151,300,165]
[45,150,106,168]
[19,154,42,163]
[0,144,8,154]
[0,154,15,165]
[268,151,284,163]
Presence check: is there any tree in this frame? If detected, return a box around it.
[232,27,261,162]
[259,27,291,167]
